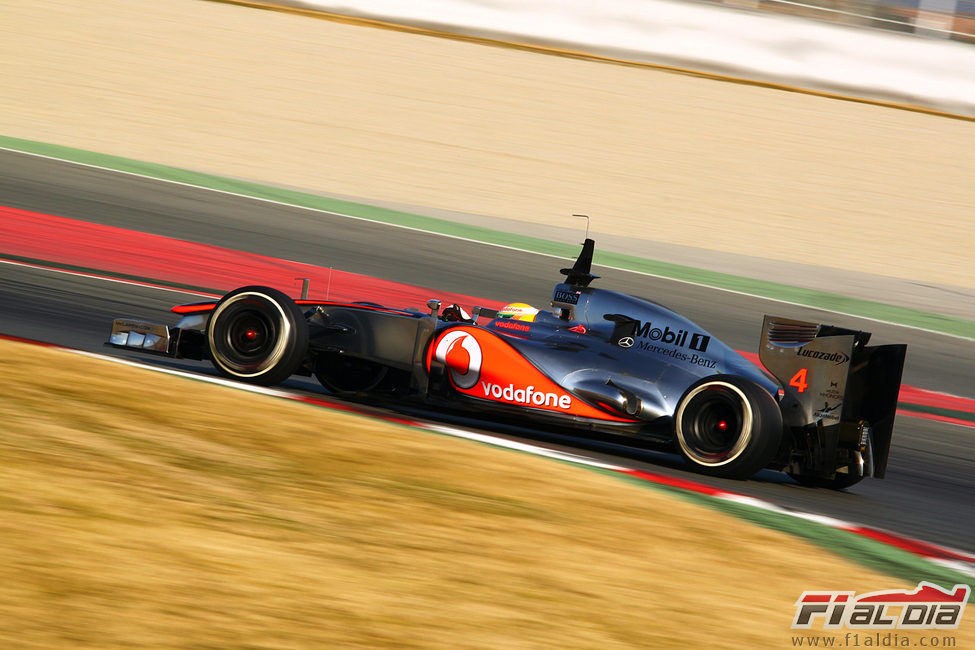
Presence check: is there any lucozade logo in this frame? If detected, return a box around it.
[433,330,482,389]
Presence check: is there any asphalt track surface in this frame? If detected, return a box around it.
[2,150,974,553]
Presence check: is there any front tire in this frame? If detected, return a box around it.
[207,286,308,386]
[674,375,783,479]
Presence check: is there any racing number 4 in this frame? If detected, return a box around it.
[789,368,809,393]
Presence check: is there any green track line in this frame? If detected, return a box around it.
[3,135,973,340]
[107,354,972,592]
[899,403,975,423]
[608,470,975,597]
[411,415,975,594]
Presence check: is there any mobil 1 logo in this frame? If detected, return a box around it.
[627,321,711,353]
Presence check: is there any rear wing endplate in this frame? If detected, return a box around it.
[759,315,906,477]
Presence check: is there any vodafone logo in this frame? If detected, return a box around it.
[433,330,482,389]
[427,326,637,423]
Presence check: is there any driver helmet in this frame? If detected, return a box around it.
[497,302,539,322]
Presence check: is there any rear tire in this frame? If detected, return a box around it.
[207,286,308,386]
[674,375,783,479]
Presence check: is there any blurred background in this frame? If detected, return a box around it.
[2,0,974,646]
[717,0,975,42]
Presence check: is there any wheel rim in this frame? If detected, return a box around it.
[223,310,275,361]
[209,293,291,376]
[676,382,753,467]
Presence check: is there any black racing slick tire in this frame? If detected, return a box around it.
[674,375,783,479]
[207,286,309,386]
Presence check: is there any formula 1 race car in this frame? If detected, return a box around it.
[108,239,906,488]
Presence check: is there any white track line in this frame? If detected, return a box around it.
[51,344,975,576]
[3,145,972,341]
[7,254,975,407]
[0,258,218,297]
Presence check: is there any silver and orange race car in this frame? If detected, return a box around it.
[108,239,906,488]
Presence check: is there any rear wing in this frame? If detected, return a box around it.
[759,315,906,478]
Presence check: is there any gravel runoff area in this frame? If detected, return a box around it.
[2,0,974,318]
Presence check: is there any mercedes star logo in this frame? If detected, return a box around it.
[618,336,634,348]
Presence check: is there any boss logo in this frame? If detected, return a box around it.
[553,290,579,305]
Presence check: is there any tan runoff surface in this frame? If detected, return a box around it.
[1,0,974,290]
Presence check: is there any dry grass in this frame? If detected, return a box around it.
[0,339,969,649]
